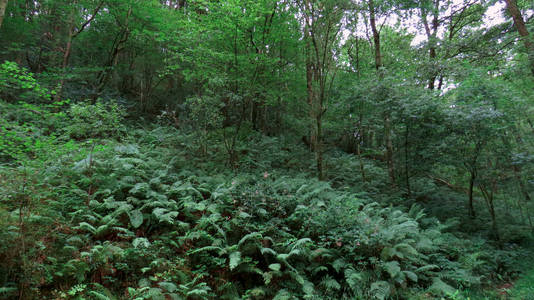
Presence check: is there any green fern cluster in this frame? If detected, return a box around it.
[0,100,530,299]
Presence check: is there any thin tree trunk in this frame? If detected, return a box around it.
[316,110,324,180]
[0,0,7,30]
[468,171,476,218]
[54,13,75,102]
[357,115,367,182]
[420,1,440,89]
[480,183,500,241]
[437,75,444,90]
[305,0,315,152]
[428,47,437,90]
[505,0,534,76]
[369,0,381,71]
[384,116,395,184]
[404,122,411,196]
[369,0,395,186]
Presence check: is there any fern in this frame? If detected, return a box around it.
[229,251,242,270]
[370,281,391,300]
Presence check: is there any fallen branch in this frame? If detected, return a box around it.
[428,175,468,194]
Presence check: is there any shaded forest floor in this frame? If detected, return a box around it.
[1,100,533,299]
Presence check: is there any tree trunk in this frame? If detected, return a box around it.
[384,116,395,184]
[420,1,440,90]
[404,122,411,196]
[357,114,367,182]
[0,0,7,30]
[54,15,75,102]
[468,171,476,218]
[428,47,437,90]
[488,195,499,241]
[368,0,381,71]
[305,1,316,152]
[505,0,534,76]
[480,183,500,241]
[304,0,323,180]
[369,0,395,185]
[316,110,324,180]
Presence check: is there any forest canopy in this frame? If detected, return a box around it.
[0,0,534,299]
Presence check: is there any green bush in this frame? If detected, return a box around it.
[0,61,53,103]
[64,101,126,140]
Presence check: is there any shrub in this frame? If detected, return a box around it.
[0,61,53,103]
[64,101,126,140]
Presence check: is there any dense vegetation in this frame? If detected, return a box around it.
[1,0,534,299]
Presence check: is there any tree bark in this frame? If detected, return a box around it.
[505,0,534,76]
[468,171,476,218]
[0,0,7,30]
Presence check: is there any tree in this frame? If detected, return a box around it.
[504,0,534,76]
[365,0,396,185]
[408,0,486,90]
[444,70,509,221]
[0,0,7,30]
[54,0,104,101]
[301,0,346,180]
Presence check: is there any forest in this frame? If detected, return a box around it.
[0,0,533,299]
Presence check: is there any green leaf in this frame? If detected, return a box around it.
[272,289,292,300]
[344,268,362,288]
[87,291,111,300]
[268,263,281,271]
[237,232,262,248]
[158,282,178,293]
[302,280,314,295]
[229,251,241,270]
[429,278,456,296]
[129,210,144,228]
[133,238,151,249]
[403,271,418,282]
[260,247,277,256]
[332,258,347,273]
[384,261,401,279]
[370,281,391,300]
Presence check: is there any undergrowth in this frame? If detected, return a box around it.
[0,99,532,299]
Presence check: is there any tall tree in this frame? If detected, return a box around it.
[302,0,345,180]
[504,0,534,76]
[367,0,396,185]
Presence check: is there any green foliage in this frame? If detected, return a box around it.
[0,100,501,298]
[1,0,534,298]
[0,61,54,103]
[508,262,534,300]
[64,101,126,140]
